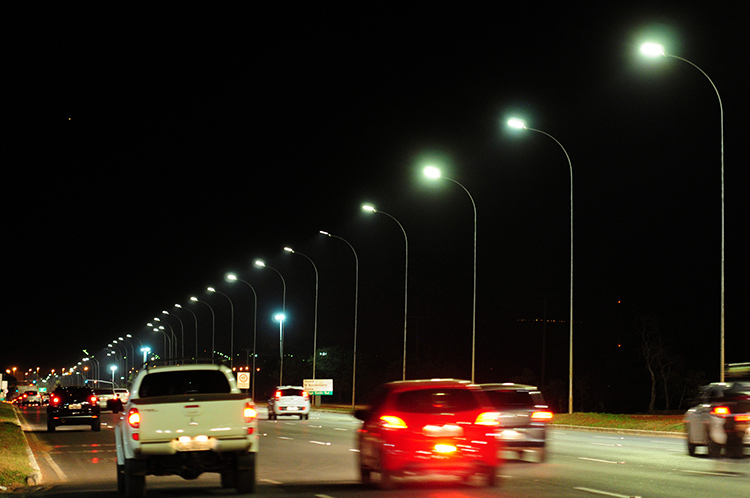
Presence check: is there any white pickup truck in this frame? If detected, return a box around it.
[114,362,259,497]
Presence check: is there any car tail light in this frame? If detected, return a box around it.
[434,443,458,454]
[302,390,309,400]
[711,406,731,416]
[128,408,141,428]
[274,390,281,400]
[50,396,61,407]
[89,395,98,405]
[380,415,408,429]
[532,410,554,421]
[475,411,501,426]
[736,414,750,422]
[244,402,258,423]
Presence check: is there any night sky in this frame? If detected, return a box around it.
[6,3,748,412]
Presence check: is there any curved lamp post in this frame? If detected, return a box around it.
[190,297,215,359]
[320,230,360,409]
[362,204,409,381]
[640,42,725,382]
[284,247,319,380]
[226,273,258,399]
[508,117,574,413]
[174,303,199,361]
[161,310,185,359]
[208,287,235,367]
[274,313,286,386]
[423,166,478,383]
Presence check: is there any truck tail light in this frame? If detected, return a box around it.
[380,415,408,429]
[244,402,258,423]
[128,408,141,428]
[532,410,554,422]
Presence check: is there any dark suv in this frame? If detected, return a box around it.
[47,386,102,432]
[479,383,553,462]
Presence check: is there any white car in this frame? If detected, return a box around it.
[267,386,310,420]
[684,381,750,458]
[115,362,259,497]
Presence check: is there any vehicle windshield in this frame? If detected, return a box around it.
[138,370,231,397]
[484,390,534,408]
[396,388,478,413]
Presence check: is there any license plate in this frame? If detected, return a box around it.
[285,406,299,411]
[69,403,82,410]
[175,438,211,451]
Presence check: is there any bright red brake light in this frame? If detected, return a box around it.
[532,410,554,421]
[128,408,141,428]
[302,390,309,400]
[475,411,501,426]
[51,396,61,406]
[89,395,98,405]
[380,415,408,429]
[711,406,731,416]
[244,402,258,422]
[274,390,281,400]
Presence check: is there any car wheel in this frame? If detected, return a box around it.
[726,434,744,459]
[116,463,125,493]
[47,420,56,432]
[124,459,145,498]
[92,419,101,432]
[220,471,235,489]
[687,440,697,456]
[707,437,722,458]
[483,464,498,487]
[235,453,256,494]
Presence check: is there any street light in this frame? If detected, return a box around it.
[508,117,574,413]
[140,347,151,364]
[207,287,235,367]
[226,273,258,400]
[284,247,319,380]
[423,166,478,383]
[190,297,215,359]
[640,42,726,382]
[161,310,184,359]
[274,313,286,386]
[362,204,409,381]
[109,365,117,384]
[320,231,360,409]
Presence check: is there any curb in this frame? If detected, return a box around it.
[553,423,685,439]
[11,406,43,486]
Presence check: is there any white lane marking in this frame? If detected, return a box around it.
[309,440,331,445]
[349,448,360,452]
[574,487,641,498]
[42,451,67,482]
[316,495,336,498]
[334,427,348,431]
[277,436,293,440]
[681,469,741,477]
[260,478,283,484]
[578,457,624,464]
[591,442,623,447]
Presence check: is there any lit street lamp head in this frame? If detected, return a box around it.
[283,247,294,253]
[254,260,265,268]
[274,313,286,323]
[640,42,665,57]
[226,273,237,281]
[507,118,527,130]
[423,165,441,179]
[190,296,198,302]
[362,204,376,213]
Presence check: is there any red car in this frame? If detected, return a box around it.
[354,379,502,489]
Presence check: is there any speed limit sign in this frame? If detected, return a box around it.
[237,372,250,389]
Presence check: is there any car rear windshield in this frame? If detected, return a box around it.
[94,389,113,395]
[484,390,535,408]
[279,389,304,397]
[57,387,93,401]
[396,388,479,413]
[138,370,231,398]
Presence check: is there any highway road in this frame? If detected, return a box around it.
[15,405,749,497]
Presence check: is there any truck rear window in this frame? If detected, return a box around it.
[138,370,231,398]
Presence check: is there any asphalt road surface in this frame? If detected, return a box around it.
[15,405,749,497]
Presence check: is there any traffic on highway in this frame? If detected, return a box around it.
[13,399,749,498]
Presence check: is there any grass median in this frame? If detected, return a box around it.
[0,402,35,491]
[553,412,685,432]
